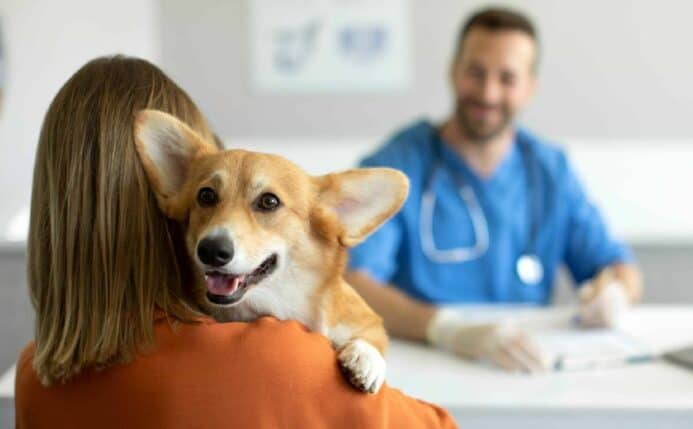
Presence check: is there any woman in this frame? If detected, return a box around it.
[15,56,456,428]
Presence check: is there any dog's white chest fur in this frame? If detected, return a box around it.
[213,272,317,327]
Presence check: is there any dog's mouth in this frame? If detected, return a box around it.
[204,253,278,306]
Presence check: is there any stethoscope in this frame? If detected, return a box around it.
[419,132,544,286]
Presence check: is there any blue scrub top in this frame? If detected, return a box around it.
[349,120,633,305]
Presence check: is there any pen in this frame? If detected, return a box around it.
[554,353,656,372]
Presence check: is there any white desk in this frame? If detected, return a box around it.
[386,305,693,429]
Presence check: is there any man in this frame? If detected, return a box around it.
[346,7,642,373]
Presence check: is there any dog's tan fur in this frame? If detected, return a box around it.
[134,110,409,392]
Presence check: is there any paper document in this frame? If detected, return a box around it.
[533,330,655,371]
[448,305,656,372]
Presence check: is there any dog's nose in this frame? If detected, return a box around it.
[197,235,234,267]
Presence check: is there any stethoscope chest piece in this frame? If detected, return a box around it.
[516,254,543,286]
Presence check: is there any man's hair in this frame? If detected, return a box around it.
[454,7,539,68]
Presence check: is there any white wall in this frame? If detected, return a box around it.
[155,0,693,245]
[0,0,160,240]
[161,0,693,140]
[1,0,692,245]
[228,137,693,245]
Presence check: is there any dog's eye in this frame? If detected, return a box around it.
[197,187,218,207]
[255,193,281,212]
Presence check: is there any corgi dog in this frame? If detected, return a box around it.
[134,110,409,393]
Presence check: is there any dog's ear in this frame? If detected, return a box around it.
[134,109,217,218]
[318,168,409,247]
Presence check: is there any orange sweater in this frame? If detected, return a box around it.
[15,316,457,429]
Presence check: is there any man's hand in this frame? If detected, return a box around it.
[426,309,550,373]
[577,265,642,329]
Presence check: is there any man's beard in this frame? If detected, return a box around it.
[455,98,513,143]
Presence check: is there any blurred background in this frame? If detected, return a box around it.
[1,0,693,407]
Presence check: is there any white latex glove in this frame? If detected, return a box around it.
[426,309,550,373]
[577,282,630,329]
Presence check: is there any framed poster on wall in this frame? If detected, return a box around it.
[250,0,411,93]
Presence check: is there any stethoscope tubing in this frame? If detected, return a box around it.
[419,135,540,267]
[420,168,489,263]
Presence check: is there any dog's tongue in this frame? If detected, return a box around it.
[205,274,244,296]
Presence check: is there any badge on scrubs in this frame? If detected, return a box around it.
[516,254,543,286]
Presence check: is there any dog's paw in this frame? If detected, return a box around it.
[338,339,386,394]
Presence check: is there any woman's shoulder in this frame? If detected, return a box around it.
[16,317,333,382]
[15,342,39,390]
[15,342,47,427]
[14,318,331,392]
[14,318,339,427]
[159,316,331,352]
[153,316,339,377]
[17,342,36,370]
[15,319,457,428]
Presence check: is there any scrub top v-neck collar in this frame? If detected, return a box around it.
[427,122,522,194]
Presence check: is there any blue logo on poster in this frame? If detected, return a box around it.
[338,25,387,63]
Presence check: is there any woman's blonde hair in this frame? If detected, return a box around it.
[28,55,215,385]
